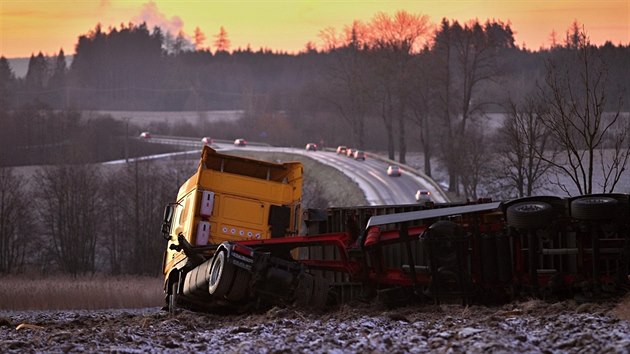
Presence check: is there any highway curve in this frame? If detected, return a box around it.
[120,136,449,206]
[215,144,449,205]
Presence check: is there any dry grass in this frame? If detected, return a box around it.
[612,295,630,321]
[0,275,164,311]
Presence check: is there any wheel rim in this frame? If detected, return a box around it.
[581,197,613,205]
[506,201,553,229]
[209,252,225,294]
[515,203,546,213]
[571,196,618,220]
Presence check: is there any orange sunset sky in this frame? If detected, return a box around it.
[1,0,629,58]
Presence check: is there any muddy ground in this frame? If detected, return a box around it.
[1,299,630,353]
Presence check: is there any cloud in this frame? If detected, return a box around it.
[132,1,185,35]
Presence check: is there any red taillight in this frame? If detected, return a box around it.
[233,244,253,257]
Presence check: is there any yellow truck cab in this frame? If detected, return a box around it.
[161,146,307,311]
[164,146,302,273]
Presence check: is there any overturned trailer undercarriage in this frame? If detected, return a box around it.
[161,147,630,313]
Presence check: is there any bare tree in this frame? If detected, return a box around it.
[318,21,373,148]
[408,50,438,177]
[538,31,629,195]
[432,19,513,195]
[0,168,32,273]
[492,96,555,197]
[36,165,103,275]
[459,126,492,200]
[99,160,185,275]
[368,10,431,162]
[318,26,343,51]
[101,171,129,275]
[120,161,177,275]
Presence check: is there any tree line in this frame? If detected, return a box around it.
[0,160,192,276]
[1,11,628,199]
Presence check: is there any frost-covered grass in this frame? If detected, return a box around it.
[0,275,163,311]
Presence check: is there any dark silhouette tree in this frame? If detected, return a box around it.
[0,167,32,273]
[317,20,372,148]
[172,31,194,54]
[25,52,48,95]
[36,164,103,275]
[0,56,16,110]
[432,19,514,195]
[408,49,437,177]
[70,23,164,109]
[459,126,492,199]
[565,20,581,49]
[122,161,178,275]
[492,96,554,197]
[48,49,68,107]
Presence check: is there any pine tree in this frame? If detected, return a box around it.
[214,26,231,53]
[0,56,16,109]
[25,52,48,91]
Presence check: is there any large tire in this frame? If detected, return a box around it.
[208,250,235,298]
[571,196,619,221]
[506,201,553,229]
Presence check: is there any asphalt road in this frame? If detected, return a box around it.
[233,146,448,205]
[119,136,449,205]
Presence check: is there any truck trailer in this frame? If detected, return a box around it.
[161,146,630,313]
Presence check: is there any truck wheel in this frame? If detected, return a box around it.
[571,196,618,221]
[506,201,553,229]
[208,250,235,298]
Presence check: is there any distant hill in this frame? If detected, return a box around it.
[6,57,29,78]
[6,55,74,78]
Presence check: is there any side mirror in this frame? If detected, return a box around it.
[161,204,175,240]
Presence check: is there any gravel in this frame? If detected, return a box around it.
[2,299,630,353]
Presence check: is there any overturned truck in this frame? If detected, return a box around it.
[161,146,630,312]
